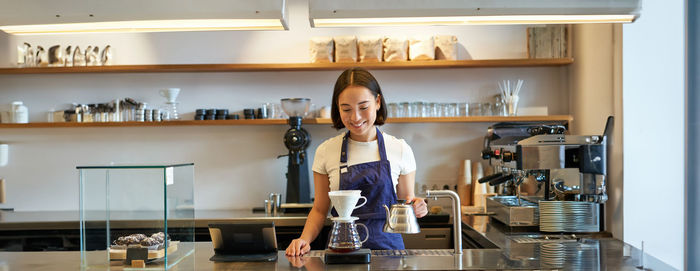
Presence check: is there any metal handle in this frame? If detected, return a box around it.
[356,223,369,244]
[488,174,513,186]
[478,173,503,184]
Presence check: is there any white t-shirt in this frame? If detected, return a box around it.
[312,132,417,193]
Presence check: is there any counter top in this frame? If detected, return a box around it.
[0,210,676,269]
[460,214,674,270]
[0,240,671,270]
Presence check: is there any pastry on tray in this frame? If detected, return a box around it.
[111,232,170,250]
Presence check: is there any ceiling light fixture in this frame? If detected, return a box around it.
[0,0,288,35]
[309,0,641,27]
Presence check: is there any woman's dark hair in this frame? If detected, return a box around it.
[331,67,387,130]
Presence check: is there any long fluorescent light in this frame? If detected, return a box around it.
[313,15,636,27]
[309,0,641,27]
[0,0,288,34]
[1,19,286,35]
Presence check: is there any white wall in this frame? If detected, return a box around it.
[0,0,570,211]
[623,0,685,269]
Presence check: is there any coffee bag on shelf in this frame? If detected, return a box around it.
[333,36,358,63]
[358,36,383,62]
[435,35,458,60]
[383,37,408,62]
[309,37,334,63]
[409,36,435,61]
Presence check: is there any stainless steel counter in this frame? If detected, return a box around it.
[460,214,675,270]
[0,241,674,270]
[0,210,677,269]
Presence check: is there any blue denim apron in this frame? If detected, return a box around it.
[332,128,405,250]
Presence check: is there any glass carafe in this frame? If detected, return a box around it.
[165,102,180,120]
[327,217,368,252]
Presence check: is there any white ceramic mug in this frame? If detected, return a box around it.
[159,88,181,103]
[328,190,367,218]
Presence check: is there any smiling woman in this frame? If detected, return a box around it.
[285,68,428,256]
[332,69,387,142]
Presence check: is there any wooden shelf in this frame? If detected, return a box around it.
[0,58,573,74]
[0,115,571,128]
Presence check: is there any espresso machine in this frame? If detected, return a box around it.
[480,117,612,232]
[279,98,312,204]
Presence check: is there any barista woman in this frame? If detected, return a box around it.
[286,68,428,256]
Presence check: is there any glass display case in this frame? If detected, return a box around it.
[78,164,195,270]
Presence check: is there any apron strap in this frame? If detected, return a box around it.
[339,127,388,163]
[339,127,389,177]
[375,127,388,162]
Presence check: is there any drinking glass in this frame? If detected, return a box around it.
[493,95,506,116]
[481,102,493,116]
[458,102,468,116]
[468,103,482,116]
[435,103,445,118]
[427,103,438,117]
[415,102,426,117]
[399,102,409,118]
[387,103,398,118]
[448,103,457,117]
[275,103,288,119]
[409,102,419,118]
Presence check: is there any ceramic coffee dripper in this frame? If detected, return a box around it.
[328,190,367,218]
[160,88,181,103]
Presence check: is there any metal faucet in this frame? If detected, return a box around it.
[425,190,462,254]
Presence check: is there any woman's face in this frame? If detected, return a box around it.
[337,85,381,139]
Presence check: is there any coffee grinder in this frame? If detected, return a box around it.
[280,98,312,204]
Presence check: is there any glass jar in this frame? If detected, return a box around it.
[81,105,92,123]
[99,104,109,122]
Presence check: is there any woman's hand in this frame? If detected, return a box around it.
[410,197,428,218]
[285,238,311,256]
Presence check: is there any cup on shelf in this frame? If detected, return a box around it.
[468,103,482,116]
[397,102,408,118]
[415,102,427,117]
[506,95,519,116]
[264,200,273,216]
[457,102,468,117]
[319,106,331,119]
[387,103,398,118]
[480,103,493,116]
